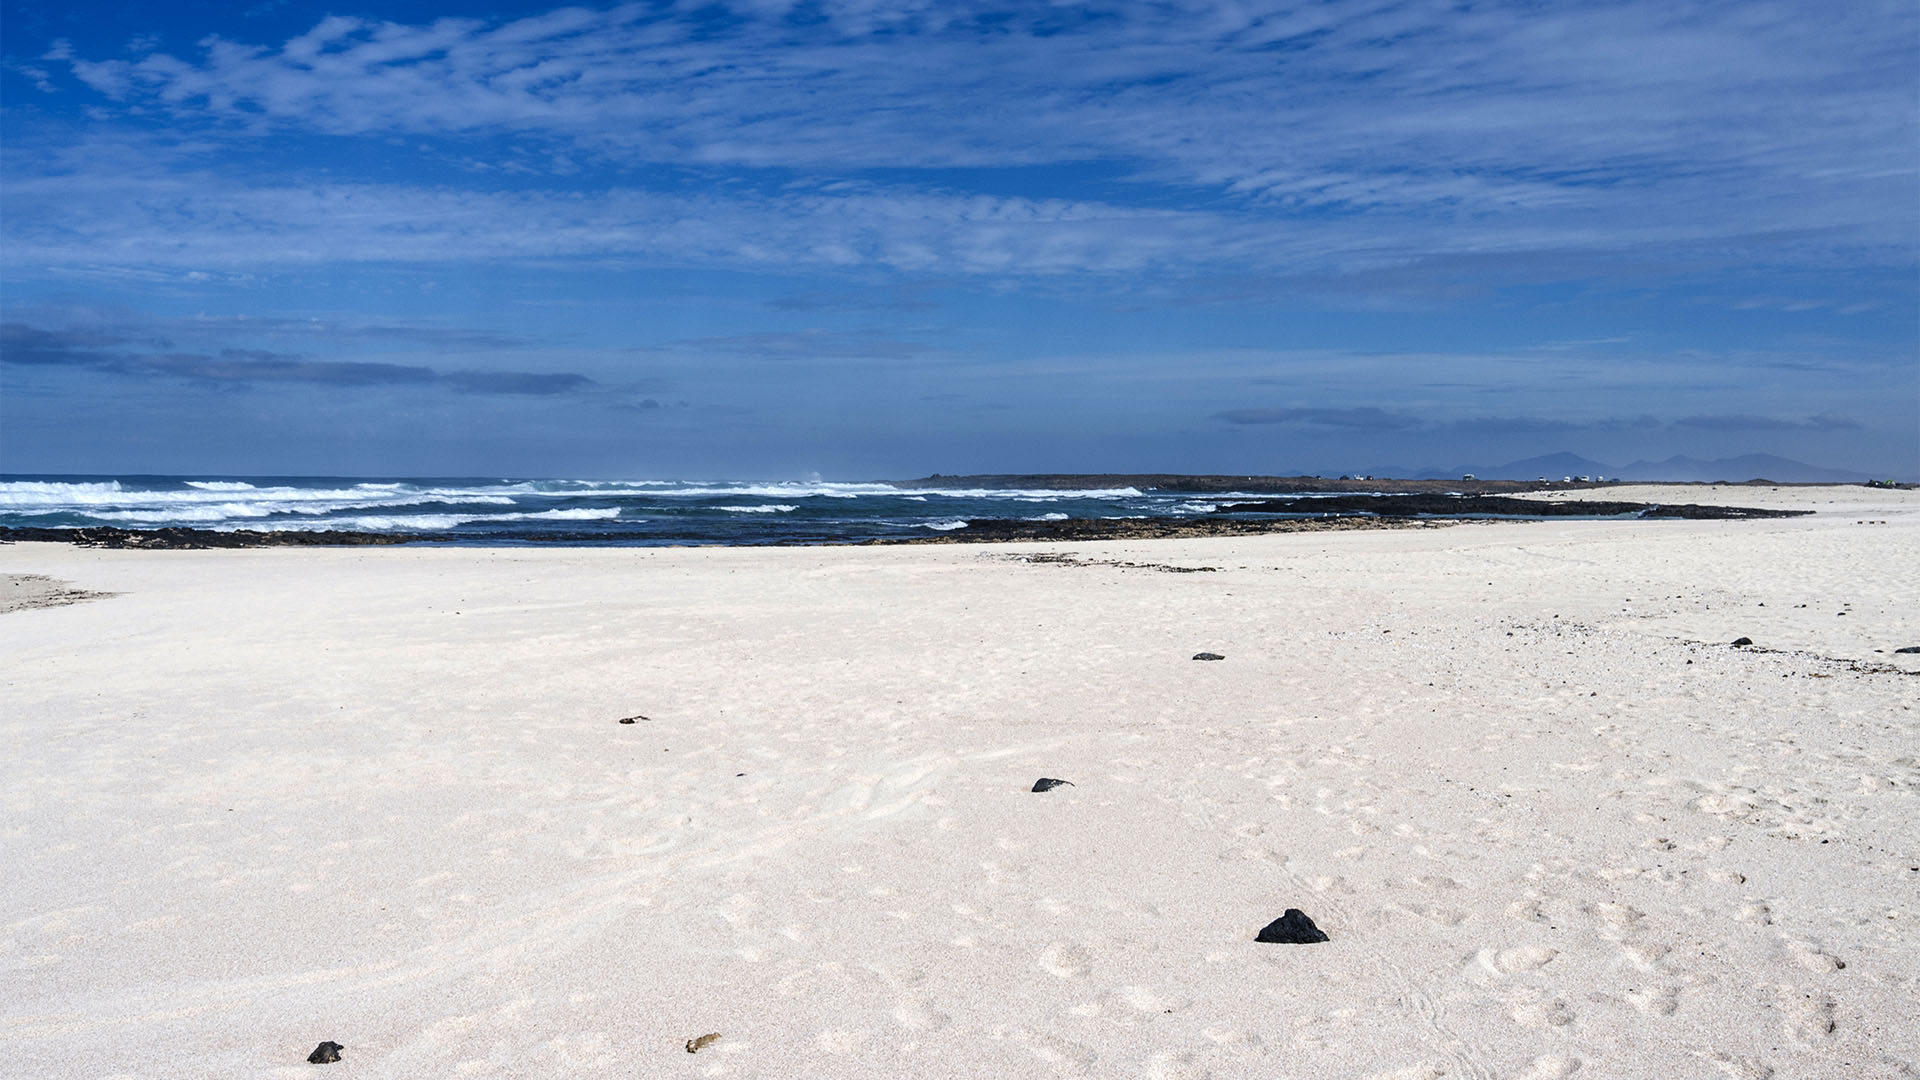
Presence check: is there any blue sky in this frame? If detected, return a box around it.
[2,0,1915,478]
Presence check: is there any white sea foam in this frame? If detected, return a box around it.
[903,486,1143,500]
[193,514,469,532]
[717,504,798,513]
[922,519,970,531]
[1176,502,1218,513]
[183,481,260,492]
[642,482,904,499]
[1030,512,1070,521]
[88,504,277,524]
[286,515,469,532]
[0,480,129,506]
[488,508,622,522]
[0,480,525,524]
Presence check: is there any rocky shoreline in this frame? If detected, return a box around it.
[884,515,1445,544]
[0,526,445,549]
[1215,494,1811,519]
[903,472,1594,494]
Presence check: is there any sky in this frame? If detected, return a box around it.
[2,0,1916,480]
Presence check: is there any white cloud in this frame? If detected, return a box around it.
[5,0,1913,281]
[41,2,1917,197]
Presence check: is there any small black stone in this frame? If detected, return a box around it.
[1031,778,1074,792]
[1895,646,1920,654]
[618,714,648,724]
[1256,909,1330,944]
[1730,637,1753,647]
[308,1041,344,1065]
[1192,652,1226,661]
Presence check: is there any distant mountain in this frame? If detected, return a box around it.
[1613,454,1872,484]
[1408,452,1614,481]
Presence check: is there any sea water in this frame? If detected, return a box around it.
[0,475,1297,545]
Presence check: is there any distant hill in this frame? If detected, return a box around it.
[1413,452,1615,481]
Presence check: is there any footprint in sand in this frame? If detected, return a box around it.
[1200,1026,1263,1048]
[1477,945,1558,974]
[1512,1055,1583,1079]
[1583,900,1645,936]
[1008,1028,1096,1072]
[1509,994,1576,1028]
[1039,943,1091,978]
[1506,898,1549,922]
[1398,904,1469,927]
[1622,985,1680,1016]
[1144,1051,1210,1080]
[1696,1049,1775,1079]
[1768,983,1837,1045]
[891,998,951,1032]
[815,1029,866,1054]
[1618,942,1669,972]
[1783,938,1846,972]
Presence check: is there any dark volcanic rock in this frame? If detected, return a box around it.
[1222,495,1807,520]
[904,473,1572,495]
[1031,778,1074,793]
[307,1042,344,1064]
[888,515,1434,545]
[1731,637,1754,646]
[1896,646,1920,654]
[1256,909,1330,944]
[1,525,442,549]
[1192,652,1226,661]
[618,715,646,724]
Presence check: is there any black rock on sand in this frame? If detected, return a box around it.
[1256,909,1330,944]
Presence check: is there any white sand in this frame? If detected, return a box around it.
[3,485,1917,1079]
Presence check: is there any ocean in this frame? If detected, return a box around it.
[0,475,1272,546]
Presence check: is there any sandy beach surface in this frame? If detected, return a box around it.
[4,485,1917,1079]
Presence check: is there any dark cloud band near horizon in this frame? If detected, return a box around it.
[0,322,594,395]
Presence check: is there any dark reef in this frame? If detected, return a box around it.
[906,473,1576,494]
[1217,494,1809,519]
[0,526,447,549]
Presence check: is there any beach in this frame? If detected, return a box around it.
[3,485,1916,1078]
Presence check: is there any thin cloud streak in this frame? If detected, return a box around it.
[11,0,1911,282]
